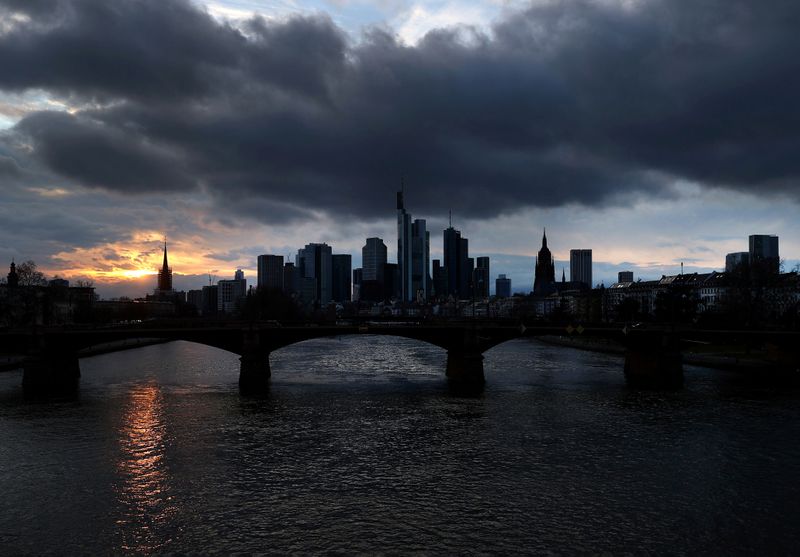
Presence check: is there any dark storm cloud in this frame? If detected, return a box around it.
[2,0,800,222]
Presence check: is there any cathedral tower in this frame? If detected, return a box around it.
[533,228,555,295]
[157,240,173,293]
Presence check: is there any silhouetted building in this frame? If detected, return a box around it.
[474,257,490,298]
[283,262,297,295]
[352,268,363,301]
[570,249,592,288]
[618,271,634,283]
[496,274,511,298]
[296,243,332,304]
[187,289,203,311]
[332,254,352,302]
[411,219,430,300]
[443,223,471,299]
[432,259,448,299]
[201,285,218,316]
[156,240,173,294]
[725,252,750,273]
[218,272,246,314]
[749,234,779,273]
[383,262,399,300]
[362,237,387,285]
[397,190,412,302]
[533,228,555,295]
[257,255,284,290]
[6,260,18,288]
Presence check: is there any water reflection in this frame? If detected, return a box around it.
[115,382,176,553]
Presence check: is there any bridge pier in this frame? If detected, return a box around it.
[22,352,80,397]
[624,334,683,389]
[446,350,485,392]
[239,350,271,394]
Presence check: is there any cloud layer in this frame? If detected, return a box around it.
[2,0,799,225]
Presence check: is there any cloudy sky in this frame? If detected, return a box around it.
[1,0,798,298]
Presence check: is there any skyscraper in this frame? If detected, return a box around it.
[496,274,511,298]
[443,222,471,299]
[397,189,413,302]
[362,237,387,284]
[533,229,555,295]
[569,249,592,288]
[332,254,352,302]
[283,262,297,295]
[411,219,430,300]
[443,225,461,297]
[257,255,284,290]
[296,243,333,304]
[748,235,779,273]
[474,256,490,298]
[432,259,448,300]
[157,240,173,293]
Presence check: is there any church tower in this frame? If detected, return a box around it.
[7,260,18,288]
[157,240,173,293]
[533,228,555,295]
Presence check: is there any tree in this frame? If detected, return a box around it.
[16,260,48,286]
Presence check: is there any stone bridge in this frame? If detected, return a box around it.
[1,322,798,395]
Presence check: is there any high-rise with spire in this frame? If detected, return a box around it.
[157,240,173,293]
[533,228,555,295]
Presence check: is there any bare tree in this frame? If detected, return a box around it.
[16,260,48,286]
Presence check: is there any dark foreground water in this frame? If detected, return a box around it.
[1,337,798,555]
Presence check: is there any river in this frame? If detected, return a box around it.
[0,336,798,554]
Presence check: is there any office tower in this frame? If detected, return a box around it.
[474,257,490,298]
[296,243,333,304]
[570,249,592,288]
[187,289,203,311]
[725,252,749,273]
[157,240,173,293]
[257,255,284,290]
[443,226,461,297]
[283,262,297,295]
[332,254,352,303]
[217,272,246,313]
[748,235,779,273]
[466,256,474,298]
[496,274,511,298]
[362,237,388,284]
[443,222,471,299]
[397,190,413,302]
[411,219,430,300]
[432,259,448,300]
[533,228,555,295]
[352,268,363,301]
[618,271,634,283]
[201,284,218,316]
[383,263,399,300]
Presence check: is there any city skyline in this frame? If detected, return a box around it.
[2,0,800,298]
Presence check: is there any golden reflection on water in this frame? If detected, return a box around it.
[115,382,177,553]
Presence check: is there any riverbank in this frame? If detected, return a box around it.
[535,335,789,373]
[0,338,171,372]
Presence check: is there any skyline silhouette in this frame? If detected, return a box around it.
[1,0,799,297]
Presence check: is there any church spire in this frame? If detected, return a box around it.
[162,238,169,273]
[562,267,566,283]
[542,227,547,248]
[157,238,173,293]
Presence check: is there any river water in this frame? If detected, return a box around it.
[0,336,798,554]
